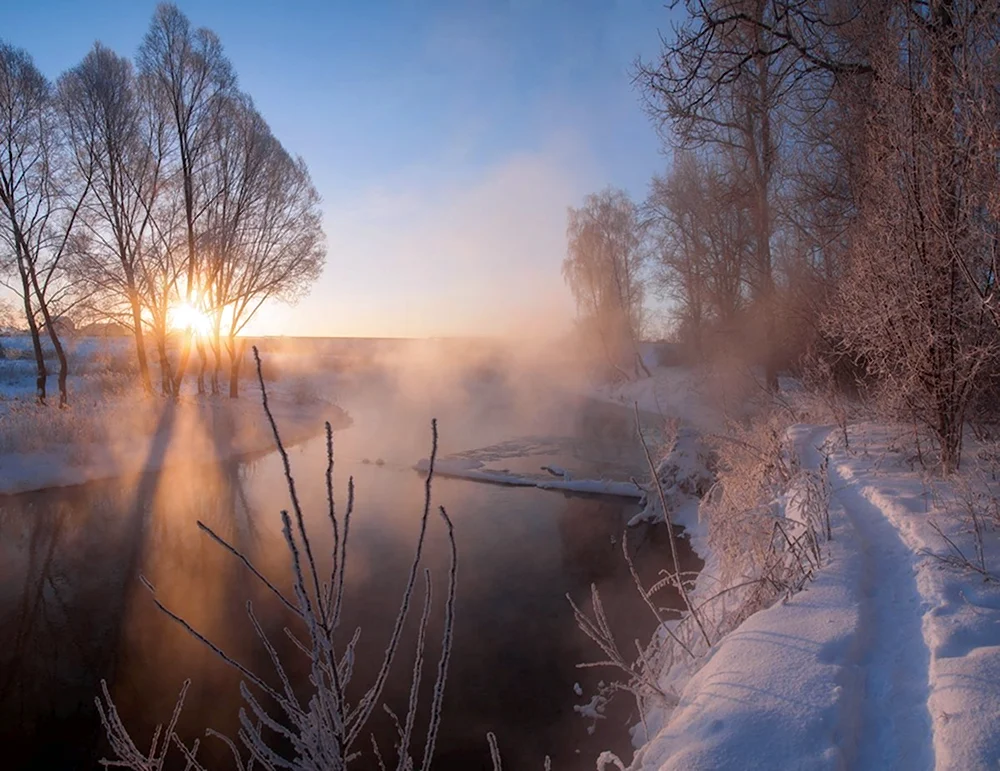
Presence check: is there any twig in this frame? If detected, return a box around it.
[634,402,711,647]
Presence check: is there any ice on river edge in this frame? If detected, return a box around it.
[412,456,646,499]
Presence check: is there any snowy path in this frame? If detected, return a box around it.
[588,364,999,769]
[826,454,935,770]
[633,426,940,770]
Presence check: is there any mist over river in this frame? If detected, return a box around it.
[0,342,698,769]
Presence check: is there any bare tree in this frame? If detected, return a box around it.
[637,0,811,389]
[563,187,650,380]
[0,42,89,407]
[0,44,49,401]
[138,2,235,395]
[646,150,750,353]
[59,43,167,394]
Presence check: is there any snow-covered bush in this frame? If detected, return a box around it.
[626,421,715,528]
[927,451,1000,582]
[699,409,830,631]
[572,401,831,754]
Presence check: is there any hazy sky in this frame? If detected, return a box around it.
[5,0,675,338]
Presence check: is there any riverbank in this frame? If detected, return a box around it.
[592,366,1000,770]
[0,380,348,496]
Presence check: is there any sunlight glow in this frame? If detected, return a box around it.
[170,301,212,336]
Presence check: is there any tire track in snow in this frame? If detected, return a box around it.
[826,459,935,770]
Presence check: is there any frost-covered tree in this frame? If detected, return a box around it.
[646,151,750,353]
[198,93,325,397]
[0,42,88,407]
[563,187,649,379]
[636,0,799,389]
[138,2,236,394]
[829,1,1000,472]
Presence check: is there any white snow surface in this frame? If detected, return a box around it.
[587,366,713,427]
[0,380,344,495]
[627,418,1000,771]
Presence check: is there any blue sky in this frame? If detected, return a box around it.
[5,0,675,337]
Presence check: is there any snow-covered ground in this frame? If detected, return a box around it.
[590,365,1000,770]
[0,336,347,495]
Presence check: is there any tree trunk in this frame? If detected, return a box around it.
[129,296,153,394]
[212,347,222,395]
[19,268,46,405]
[751,26,778,393]
[158,340,173,396]
[27,263,69,407]
[229,356,240,398]
[210,321,222,395]
[171,133,198,393]
[172,333,191,397]
[196,337,207,395]
[154,319,174,397]
[227,336,246,398]
[41,314,68,408]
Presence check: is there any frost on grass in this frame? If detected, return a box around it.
[96,347,458,770]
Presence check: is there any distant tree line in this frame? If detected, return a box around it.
[0,3,325,405]
[563,0,1000,473]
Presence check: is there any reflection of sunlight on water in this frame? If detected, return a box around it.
[109,401,285,761]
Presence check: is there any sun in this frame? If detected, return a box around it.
[170,301,212,336]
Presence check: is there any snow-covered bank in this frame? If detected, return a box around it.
[628,425,917,770]
[572,365,998,768]
[413,456,645,498]
[0,387,349,496]
[584,364,723,433]
[623,413,1000,770]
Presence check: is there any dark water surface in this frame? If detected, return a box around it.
[0,375,698,769]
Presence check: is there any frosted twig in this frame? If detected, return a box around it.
[346,419,440,747]
[420,505,458,770]
[398,570,433,769]
[195,520,300,617]
[486,731,502,770]
[622,527,693,658]
[634,401,710,647]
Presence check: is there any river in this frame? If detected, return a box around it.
[0,365,699,769]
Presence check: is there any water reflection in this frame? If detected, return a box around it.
[0,393,699,770]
